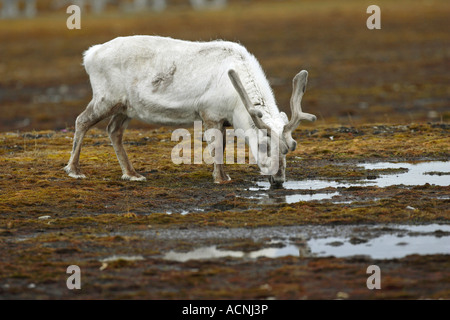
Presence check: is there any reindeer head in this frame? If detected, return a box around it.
[228,69,316,188]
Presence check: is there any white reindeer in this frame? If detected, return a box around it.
[64,36,316,187]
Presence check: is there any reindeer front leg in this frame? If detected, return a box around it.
[107,113,146,181]
[202,118,231,183]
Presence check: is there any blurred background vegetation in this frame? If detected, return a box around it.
[0,0,448,132]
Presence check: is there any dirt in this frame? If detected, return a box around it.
[0,123,449,299]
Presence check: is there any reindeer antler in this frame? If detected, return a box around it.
[282,70,316,151]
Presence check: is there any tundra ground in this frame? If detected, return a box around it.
[0,124,449,299]
[0,0,449,299]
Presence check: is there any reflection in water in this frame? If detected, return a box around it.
[359,161,449,187]
[163,244,311,262]
[255,161,449,190]
[249,161,449,204]
[163,224,450,262]
[309,234,450,259]
[254,192,340,205]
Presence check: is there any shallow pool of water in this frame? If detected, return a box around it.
[359,161,449,187]
[251,192,340,204]
[309,234,449,259]
[162,224,450,261]
[250,160,449,203]
[255,161,448,191]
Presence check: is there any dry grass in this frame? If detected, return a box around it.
[0,123,448,222]
[0,123,449,299]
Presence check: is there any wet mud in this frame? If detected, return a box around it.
[0,123,449,299]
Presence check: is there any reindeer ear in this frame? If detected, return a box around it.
[228,69,272,134]
[284,134,297,152]
[280,112,289,125]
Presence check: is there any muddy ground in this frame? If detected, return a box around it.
[0,0,449,300]
[0,124,449,299]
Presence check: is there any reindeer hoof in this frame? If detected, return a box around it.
[64,165,86,179]
[122,174,146,181]
[68,172,87,179]
[214,174,231,184]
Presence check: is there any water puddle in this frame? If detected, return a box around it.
[164,245,304,262]
[253,192,340,204]
[162,224,450,261]
[98,255,145,271]
[309,234,449,259]
[164,247,243,262]
[249,160,449,203]
[359,161,449,187]
[166,209,204,215]
[100,255,145,263]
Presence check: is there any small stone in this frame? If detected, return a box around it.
[259,283,272,291]
[336,291,349,299]
[349,237,368,245]
[327,241,344,247]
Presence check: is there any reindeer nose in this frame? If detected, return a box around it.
[269,175,284,189]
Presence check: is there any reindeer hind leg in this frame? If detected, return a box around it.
[65,100,107,178]
[65,99,118,178]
